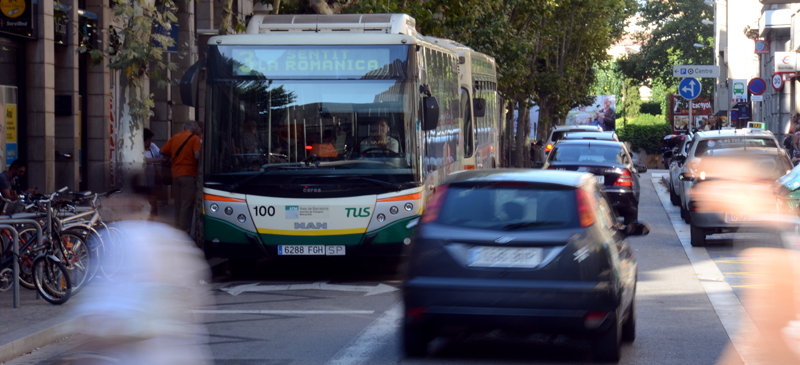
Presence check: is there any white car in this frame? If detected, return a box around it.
[537,125,604,162]
[668,135,692,206]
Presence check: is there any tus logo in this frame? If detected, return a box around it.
[345,207,371,217]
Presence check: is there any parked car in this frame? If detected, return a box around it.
[402,169,649,362]
[536,125,604,162]
[541,140,645,223]
[673,128,781,225]
[667,134,692,206]
[683,148,792,246]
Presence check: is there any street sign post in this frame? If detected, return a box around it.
[751,95,764,102]
[672,65,720,78]
[748,78,767,95]
[679,78,701,132]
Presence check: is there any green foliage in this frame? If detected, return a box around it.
[617,122,672,154]
[617,113,665,126]
[621,78,641,119]
[592,60,623,97]
[640,101,661,115]
[617,0,714,96]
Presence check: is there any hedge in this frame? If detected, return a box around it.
[616,123,672,155]
[639,102,662,116]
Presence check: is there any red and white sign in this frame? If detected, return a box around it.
[773,73,785,90]
[755,40,770,55]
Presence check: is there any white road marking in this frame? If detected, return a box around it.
[191,310,375,314]
[325,301,403,365]
[652,177,758,359]
[221,281,400,296]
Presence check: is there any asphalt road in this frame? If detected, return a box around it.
[5,171,745,365]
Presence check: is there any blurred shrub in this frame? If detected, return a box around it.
[617,123,672,155]
[640,102,662,116]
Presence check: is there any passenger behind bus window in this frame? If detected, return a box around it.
[360,118,399,153]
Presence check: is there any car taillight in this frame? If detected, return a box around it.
[584,311,608,329]
[575,189,596,227]
[420,185,449,224]
[614,169,633,187]
[699,171,706,180]
[545,143,553,152]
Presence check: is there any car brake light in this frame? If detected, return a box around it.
[584,312,608,329]
[614,169,633,187]
[575,189,596,227]
[420,184,449,224]
[699,171,706,180]
[545,143,553,152]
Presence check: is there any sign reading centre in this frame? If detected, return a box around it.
[672,65,719,78]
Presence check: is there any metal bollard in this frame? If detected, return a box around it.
[0,218,46,308]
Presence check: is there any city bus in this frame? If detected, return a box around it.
[181,14,501,273]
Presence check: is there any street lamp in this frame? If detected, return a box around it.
[694,43,711,48]
[702,19,714,25]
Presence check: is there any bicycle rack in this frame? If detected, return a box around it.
[0,218,46,309]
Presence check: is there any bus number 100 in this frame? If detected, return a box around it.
[253,206,275,217]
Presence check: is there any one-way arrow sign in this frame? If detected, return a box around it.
[221,281,400,296]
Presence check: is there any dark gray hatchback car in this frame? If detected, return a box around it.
[402,169,648,362]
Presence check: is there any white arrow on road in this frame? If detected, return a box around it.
[221,281,400,296]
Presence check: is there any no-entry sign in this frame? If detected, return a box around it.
[748,78,767,95]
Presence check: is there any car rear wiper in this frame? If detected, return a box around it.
[501,221,564,231]
[346,176,404,191]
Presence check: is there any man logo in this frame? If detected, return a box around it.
[294,222,327,229]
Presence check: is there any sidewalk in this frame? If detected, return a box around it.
[0,201,220,363]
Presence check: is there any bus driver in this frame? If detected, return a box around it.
[360,118,399,153]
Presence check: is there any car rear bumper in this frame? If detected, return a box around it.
[605,189,638,215]
[403,276,620,336]
[689,210,791,231]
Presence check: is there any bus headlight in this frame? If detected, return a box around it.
[210,203,219,212]
[404,203,413,211]
[389,206,399,215]
[225,207,233,215]
[237,214,247,223]
[377,213,386,222]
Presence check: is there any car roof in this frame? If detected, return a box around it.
[694,129,775,140]
[552,125,603,132]
[444,169,595,188]
[553,139,623,147]
[702,147,783,157]
[563,132,616,140]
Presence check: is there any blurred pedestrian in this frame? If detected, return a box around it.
[143,128,163,221]
[0,159,35,201]
[792,115,800,159]
[59,191,212,365]
[601,99,616,131]
[160,121,202,234]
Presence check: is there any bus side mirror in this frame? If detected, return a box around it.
[473,98,486,118]
[422,96,440,131]
[180,58,205,107]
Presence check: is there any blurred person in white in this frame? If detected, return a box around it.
[58,189,213,365]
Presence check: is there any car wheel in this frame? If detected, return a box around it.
[624,211,638,224]
[682,204,691,224]
[592,313,621,362]
[403,323,431,357]
[228,258,257,278]
[669,183,680,206]
[690,223,706,247]
[622,300,636,342]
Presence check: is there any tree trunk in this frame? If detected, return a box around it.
[273,0,281,14]
[116,75,147,191]
[504,100,515,167]
[220,0,234,34]
[308,0,360,14]
[514,100,531,168]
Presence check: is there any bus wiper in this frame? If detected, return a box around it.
[227,165,307,191]
[346,176,404,191]
[501,221,564,231]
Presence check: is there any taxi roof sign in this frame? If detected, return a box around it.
[747,121,766,130]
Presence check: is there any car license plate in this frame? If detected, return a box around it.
[725,213,752,223]
[595,175,605,184]
[278,245,345,256]
[467,246,544,268]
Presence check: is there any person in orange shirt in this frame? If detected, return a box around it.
[160,121,203,233]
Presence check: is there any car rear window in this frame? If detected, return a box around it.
[435,184,579,230]
[548,145,629,165]
[695,138,778,156]
[701,155,792,180]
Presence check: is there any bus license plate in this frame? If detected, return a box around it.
[467,247,543,268]
[278,245,345,256]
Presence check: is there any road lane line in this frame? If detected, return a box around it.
[325,301,402,365]
[652,178,758,360]
[191,310,375,314]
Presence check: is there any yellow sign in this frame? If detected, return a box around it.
[0,0,25,18]
[6,104,16,143]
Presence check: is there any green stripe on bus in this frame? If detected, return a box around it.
[367,216,417,245]
[204,216,255,245]
[259,233,363,246]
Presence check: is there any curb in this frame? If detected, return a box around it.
[0,257,228,363]
[0,316,85,363]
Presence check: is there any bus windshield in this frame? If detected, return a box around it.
[204,45,420,196]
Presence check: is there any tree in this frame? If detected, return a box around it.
[617,0,714,97]
[622,78,642,120]
[81,0,183,189]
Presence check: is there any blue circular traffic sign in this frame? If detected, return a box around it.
[748,78,766,95]
[730,110,739,122]
[679,77,701,100]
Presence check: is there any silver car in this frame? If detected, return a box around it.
[537,125,604,162]
[668,135,692,206]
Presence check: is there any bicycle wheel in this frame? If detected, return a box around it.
[17,228,41,290]
[60,232,94,295]
[32,255,72,305]
[96,226,124,279]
